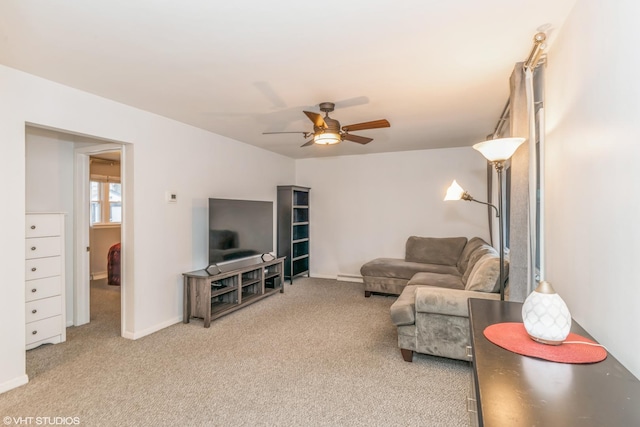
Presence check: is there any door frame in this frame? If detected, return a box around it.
[74,143,127,335]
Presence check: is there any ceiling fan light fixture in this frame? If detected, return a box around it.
[313,132,341,145]
[263,102,390,148]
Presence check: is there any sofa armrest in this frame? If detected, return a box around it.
[390,285,419,326]
[415,286,500,317]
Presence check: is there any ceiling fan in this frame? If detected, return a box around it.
[263,102,390,147]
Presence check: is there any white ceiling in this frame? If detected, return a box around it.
[0,0,576,159]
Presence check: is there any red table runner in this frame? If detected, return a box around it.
[483,322,607,364]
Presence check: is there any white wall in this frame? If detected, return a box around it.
[296,147,490,278]
[25,127,75,213]
[0,64,295,393]
[545,0,640,379]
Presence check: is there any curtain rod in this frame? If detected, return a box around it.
[488,99,511,140]
[90,158,120,166]
[489,32,547,139]
[523,32,547,72]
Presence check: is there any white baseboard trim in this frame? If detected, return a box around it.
[308,273,364,283]
[311,273,335,280]
[91,271,108,280]
[122,316,182,340]
[336,274,364,283]
[0,374,29,394]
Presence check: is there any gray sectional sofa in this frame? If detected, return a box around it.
[360,236,506,361]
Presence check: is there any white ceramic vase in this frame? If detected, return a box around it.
[521,281,571,345]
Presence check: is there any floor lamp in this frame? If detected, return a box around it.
[444,137,525,301]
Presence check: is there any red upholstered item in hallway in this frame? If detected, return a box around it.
[107,243,121,286]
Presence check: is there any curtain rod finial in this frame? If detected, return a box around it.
[534,32,546,43]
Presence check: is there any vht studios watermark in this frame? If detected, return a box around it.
[3,417,80,425]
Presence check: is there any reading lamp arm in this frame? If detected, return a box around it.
[462,192,499,218]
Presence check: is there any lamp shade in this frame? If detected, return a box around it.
[521,281,571,345]
[473,137,526,162]
[313,132,341,145]
[444,180,465,201]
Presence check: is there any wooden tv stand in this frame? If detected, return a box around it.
[182,257,284,327]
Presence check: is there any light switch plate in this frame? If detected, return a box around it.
[166,192,177,204]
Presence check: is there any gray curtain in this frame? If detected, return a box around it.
[508,62,545,302]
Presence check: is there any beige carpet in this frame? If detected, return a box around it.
[1,278,471,426]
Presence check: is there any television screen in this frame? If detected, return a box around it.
[208,198,273,266]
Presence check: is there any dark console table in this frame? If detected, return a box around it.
[468,298,640,427]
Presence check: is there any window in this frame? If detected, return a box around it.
[108,182,122,222]
[534,103,543,277]
[90,179,121,226]
[504,164,512,249]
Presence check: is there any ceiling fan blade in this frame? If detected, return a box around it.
[343,133,373,144]
[303,111,327,128]
[253,81,287,108]
[334,96,369,109]
[342,119,390,132]
[262,131,308,135]
[301,139,315,147]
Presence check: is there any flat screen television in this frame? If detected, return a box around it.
[208,198,273,267]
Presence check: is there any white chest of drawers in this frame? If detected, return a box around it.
[25,213,66,350]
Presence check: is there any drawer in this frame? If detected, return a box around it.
[26,214,62,238]
[26,257,61,280]
[25,315,62,345]
[25,276,62,302]
[26,296,62,323]
[25,236,62,259]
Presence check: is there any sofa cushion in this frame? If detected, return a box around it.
[405,236,468,266]
[390,285,419,326]
[407,272,464,290]
[461,245,497,283]
[465,254,502,293]
[457,237,489,273]
[360,258,459,280]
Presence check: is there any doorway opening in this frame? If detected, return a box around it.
[25,125,131,343]
[88,152,122,333]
